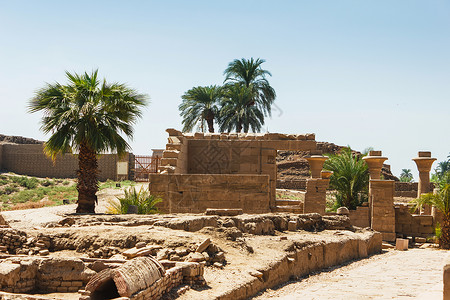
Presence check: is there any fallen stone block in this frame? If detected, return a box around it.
[395,238,409,251]
[415,237,427,243]
[288,221,297,231]
[195,238,211,253]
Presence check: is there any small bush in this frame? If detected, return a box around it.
[62,180,70,185]
[4,186,19,195]
[107,186,161,215]
[40,179,54,187]
[11,176,39,189]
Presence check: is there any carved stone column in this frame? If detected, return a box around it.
[305,153,328,179]
[362,151,387,180]
[412,151,436,215]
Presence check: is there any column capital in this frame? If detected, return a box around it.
[305,155,328,178]
[363,151,387,180]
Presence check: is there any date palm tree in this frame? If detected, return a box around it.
[399,169,414,182]
[323,147,369,210]
[29,70,148,213]
[223,57,276,117]
[410,172,450,248]
[179,85,222,133]
[218,84,264,133]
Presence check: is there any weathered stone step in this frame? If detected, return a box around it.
[273,206,303,213]
[275,199,302,206]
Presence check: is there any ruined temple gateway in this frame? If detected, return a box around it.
[149,129,327,214]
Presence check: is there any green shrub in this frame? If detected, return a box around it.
[323,147,369,210]
[40,179,55,187]
[107,186,161,214]
[0,179,9,186]
[62,180,70,185]
[11,176,39,189]
[4,186,18,195]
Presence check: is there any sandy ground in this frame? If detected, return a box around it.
[1,184,147,229]
[1,185,447,299]
[253,248,446,299]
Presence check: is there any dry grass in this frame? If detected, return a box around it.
[10,199,55,210]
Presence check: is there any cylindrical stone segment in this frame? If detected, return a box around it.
[412,151,436,197]
[412,151,436,215]
[363,151,387,180]
[305,155,328,178]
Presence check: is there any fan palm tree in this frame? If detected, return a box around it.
[399,169,414,182]
[323,147,369,210]
[223,57,276,117]
[410,172,450,248]
[218,84,265,133]
[179,85,222,133]
[29,70,148,213]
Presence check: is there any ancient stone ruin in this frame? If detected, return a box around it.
[0,129,443,299]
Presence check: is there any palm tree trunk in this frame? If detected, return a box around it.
[440,212,450,249]
[236,120,242,133]
[206,115,215,133]
[76,141,98,213]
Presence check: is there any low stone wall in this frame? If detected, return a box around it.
[149,174,271,214]
[348,206,370,228]
[276,179,306,190]
[0,257,94,293]
[395,204,434,238]
[215,231,382,300]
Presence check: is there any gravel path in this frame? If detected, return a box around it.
[253,248,446,299]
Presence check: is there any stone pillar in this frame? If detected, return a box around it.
[370,180,396,242]
[303,172,330,215]
[363,151,388,227]
[412,151,436,215]
[362,151,387,180]
[305,152,328,179]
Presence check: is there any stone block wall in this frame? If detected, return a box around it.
[348,206,370,228]
[276,179,307,190]
[0,257,93,294]
[0,144,132,181]
[155,129,317,212]
[370,180,396,241]
[394,182,435,198]
[303,179,329,214]
[0,228,27,253]
[149,174,270,214]
[395,204,434,238]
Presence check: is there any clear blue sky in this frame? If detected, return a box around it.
[1,1,449,179]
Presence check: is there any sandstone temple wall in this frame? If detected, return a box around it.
[152,129,317,213]
[150,174,270,214]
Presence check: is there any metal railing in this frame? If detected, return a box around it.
[134,155,160,182]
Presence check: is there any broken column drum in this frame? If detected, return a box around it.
[85,256,165,299]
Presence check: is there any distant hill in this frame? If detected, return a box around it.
[277,141,399,181]
[0,134,43,145]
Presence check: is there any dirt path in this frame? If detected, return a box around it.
[253,248,446,299]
